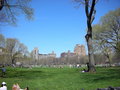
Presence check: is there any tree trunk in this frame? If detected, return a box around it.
[86,33,96,72]
[12,58,15,65]
[85,18,96,72]
[0,0,4,10]
[105,54,112,67]
[84,0,96,72]
[11,54,16,65]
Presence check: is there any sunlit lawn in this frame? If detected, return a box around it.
[0,66,120,90]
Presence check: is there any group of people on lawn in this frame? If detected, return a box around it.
[0,63,90,90]
[0,66,28,90]
[0,82,28,90]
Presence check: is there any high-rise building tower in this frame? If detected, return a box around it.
[74,44,86,56]
[31,47,39,60]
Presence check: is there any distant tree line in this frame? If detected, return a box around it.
[0,31,119,67]
[0,34,30,65]
[30,56,88,66]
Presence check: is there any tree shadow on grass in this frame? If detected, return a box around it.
[81,67,120,83]
[6,69,54,80]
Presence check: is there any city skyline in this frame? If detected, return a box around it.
[1,0,120,57]
[31,44,86,58]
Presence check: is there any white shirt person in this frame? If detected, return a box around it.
[0,82,7,90]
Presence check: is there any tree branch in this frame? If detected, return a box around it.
[89,0,96,22]
[85,0,89,18]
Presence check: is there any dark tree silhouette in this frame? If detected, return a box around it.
[0,0,33,25]
[74,0,98,72]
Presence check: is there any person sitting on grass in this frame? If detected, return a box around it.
[1,65,6,77]
[12,84,29,90]
[81,69,87,73]
[0,82,7,90]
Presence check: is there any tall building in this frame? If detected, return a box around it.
[48,51,56,58]
[74,44,86,56]
[31,47,39,60]
[31,47,56,60]
[61,50,75,58]
[61,44,86,58]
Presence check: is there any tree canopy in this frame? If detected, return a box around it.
[0,34,29,64]
[93,8,120,65]
[93,8,120,54]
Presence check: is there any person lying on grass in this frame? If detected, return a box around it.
[12,84,29,90]
[81,69,88,73]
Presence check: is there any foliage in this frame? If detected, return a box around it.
[0,34,29,64]
[93,8,120,64]
[94,8,120,53]
[0,67,120,90]
[0,34,5,48]
[100,8,120,53]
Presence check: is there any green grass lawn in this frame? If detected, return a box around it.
[0,67,120,90]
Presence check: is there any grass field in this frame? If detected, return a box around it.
[0,66,120,90]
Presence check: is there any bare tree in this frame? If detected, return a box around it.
[0,0,33,25]
[74,0,98,72]
[6,38,28,64]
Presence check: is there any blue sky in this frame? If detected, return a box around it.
[1,0,120,57]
